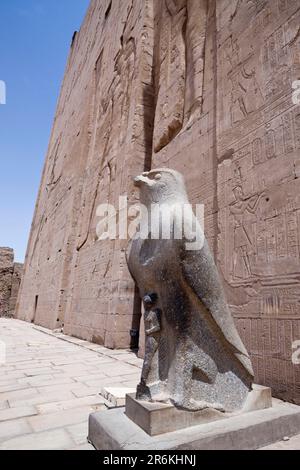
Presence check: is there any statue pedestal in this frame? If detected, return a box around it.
[125,393,226,436]
[125,385,273,435]
[88,386,300,450]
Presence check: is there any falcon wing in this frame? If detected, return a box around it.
[180,237,254,378]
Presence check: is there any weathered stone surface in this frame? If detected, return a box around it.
[16,0,300,405]
[243,384,273,413]
[125,385,272,436]
[16,0,154,348]
[0,248,14,317]
[9,263,23,316]
[0,248,23,318]
[214,0,300,407]
[150,0,300,405]
[125,393,226,436]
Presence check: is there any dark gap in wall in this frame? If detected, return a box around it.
[71,31,77,47]
[32,295,39,323]
[211,0,218,260]
[130,285,142,351]
[105,1,112,20]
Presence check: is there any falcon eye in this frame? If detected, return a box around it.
[155,174,162,180]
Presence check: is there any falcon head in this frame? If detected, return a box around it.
[133,168,187,205]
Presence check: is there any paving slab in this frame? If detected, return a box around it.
[8,391,75,408]
[261,434,300,450]
[0,406,37,422]
[0,428,75,450]
[71,443,94,450]
[36,396,105,415]
[0,419,33,441]
[1,318,300,450]
[67,421,89,446]
[28,406,98,433]
[0,401,9,410]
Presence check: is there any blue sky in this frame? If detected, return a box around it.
[0,0,90,262]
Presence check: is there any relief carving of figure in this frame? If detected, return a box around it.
[230,186,265,279]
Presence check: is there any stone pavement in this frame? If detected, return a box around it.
[0,318,300,450]
[0,318,142,450]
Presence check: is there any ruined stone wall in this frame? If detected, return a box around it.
[9,263,24,316]
[0,248,23,317]
[0,248,14,317]
[17,0,300,403]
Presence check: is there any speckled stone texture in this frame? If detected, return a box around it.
[127,169,253,412]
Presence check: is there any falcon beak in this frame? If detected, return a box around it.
[133,172,149,187]
[133,176,142,187]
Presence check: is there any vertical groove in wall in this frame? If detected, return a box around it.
[142,0,156,173]
[211,0,218,260]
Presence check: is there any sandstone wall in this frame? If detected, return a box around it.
[9,263,24,316]
[0,248,23,317]
[0,248,14,317]
[16,0,154,348]
[216,0,300,404]
[17,0,300,403]
[150,0,300,403]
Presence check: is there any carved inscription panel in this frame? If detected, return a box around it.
[217,0,300,400]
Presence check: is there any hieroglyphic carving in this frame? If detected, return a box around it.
[153,0,208,152]
[230,185,265,280]
[153,0,187,153]
[184,0,208,124]
[265,129,276,160]
[220,151,300,288]
[77,33,136,251]
[218,0,300,321]
[229,59,264,125]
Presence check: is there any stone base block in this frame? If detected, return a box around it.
[125,385,272,436]
[125,393,226,436]
[88,401,300,450]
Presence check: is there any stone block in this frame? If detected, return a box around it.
[243,384,273,412]
[88,401,300,450]
[101,387,136,408]
[125,394,226,436]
